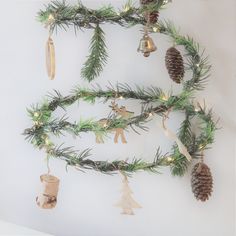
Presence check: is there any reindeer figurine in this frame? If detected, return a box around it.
[95,101,134,144]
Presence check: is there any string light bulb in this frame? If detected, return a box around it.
[152,27,159,33]
[199,144,204,150]
[34,112,40,118]
[48,14,55,22]
[45,138,50,145]
[123,5,130,12]
[166,156,174,163]
[161,94,169,101]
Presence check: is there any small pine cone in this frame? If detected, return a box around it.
[144,11,159,24]
[140,0,159,24]
[165,47,185,83]
[191,163,213,202]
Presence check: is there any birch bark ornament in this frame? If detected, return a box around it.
[160,111,192,162]
[36,174,60,209]
[46,36,56,80]
[115,172,142,215]
[45,14,56,80]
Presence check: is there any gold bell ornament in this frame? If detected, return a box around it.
[137,32,157,57]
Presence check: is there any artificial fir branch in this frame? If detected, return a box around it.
[81,25,108,81]
[37,0,166,30]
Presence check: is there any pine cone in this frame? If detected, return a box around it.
[165,47,185,83]
[140,0,159,24]
[191,163,213,202]
[145,11,159,24]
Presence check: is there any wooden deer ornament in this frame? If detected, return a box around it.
[95,102,134,144]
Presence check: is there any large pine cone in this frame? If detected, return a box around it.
[140,0,159,24]
[191,163,213,202]
[165,47,185,83]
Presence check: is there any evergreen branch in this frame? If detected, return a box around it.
[81,25,108,81]
[47,145,167,174]
[38,0,166,30]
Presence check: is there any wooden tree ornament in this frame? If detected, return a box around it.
[115,172,142,215]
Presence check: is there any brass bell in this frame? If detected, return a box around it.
[137,33,157,57]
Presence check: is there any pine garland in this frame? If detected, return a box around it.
[37,1,210,84]
[23,0,217,176]
[23,84,217,176]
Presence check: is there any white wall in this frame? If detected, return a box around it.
[0,0,235,235]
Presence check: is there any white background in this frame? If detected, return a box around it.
[0,0,235,235]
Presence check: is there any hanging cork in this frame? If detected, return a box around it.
[36,174,60,209]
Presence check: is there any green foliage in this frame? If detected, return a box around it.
[25,1,217,176]
[38,1,184,82]
[81,25,108,81]
[23,82,217,176]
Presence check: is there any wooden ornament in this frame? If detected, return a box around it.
[95,102,134,144]
[111,101,134,144]
[115,173,142,215]
[95,119,128,144]
[110,101,134,119]
[46,36,56,80]
[36,174,60,209]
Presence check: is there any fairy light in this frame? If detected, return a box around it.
[166,156,174,163]
[161,94,169,101]
[45,137,50,145]
[123,5,130,12]
[119,96,124,100]
[34,112,40,118]
[48,14,55,22]
[199,144,204,150]
[152,27,159,33]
